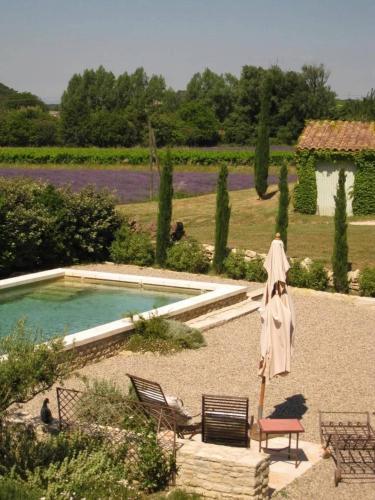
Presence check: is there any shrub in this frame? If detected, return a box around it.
[110,224,155,266]
[245,258,267,283]
[26,448,130,499]
[0,424,101,480]
[287,261,308,288]
[287,260,328,291]
[307,261,328,291]
[224,251,247,280]
[0,178,120,277]
[166,238,210,274]
[0,321,70,413]
[75,377,128,427]
[167,320,206,350]
[0,478,42,500]
[0,412,173,497]
[126,316,205,354]
[134,431,175,492]
[359,267,375,297]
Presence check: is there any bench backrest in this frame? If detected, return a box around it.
[127,373,169,408]
[202,394,250,448]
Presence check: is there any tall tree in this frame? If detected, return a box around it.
[186,68,238,122]
[155,150,174,266]
[275,161,289,250]
[213,164,231,273]
[301,64,336,119]
[254,75,271,199]
[332,169,349,293]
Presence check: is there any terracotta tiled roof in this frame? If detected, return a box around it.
[297,120,375,151]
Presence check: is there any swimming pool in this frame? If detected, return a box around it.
[0,268,247,351]
[0,278,191,339]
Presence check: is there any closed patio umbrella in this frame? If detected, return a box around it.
[257,234,295,419]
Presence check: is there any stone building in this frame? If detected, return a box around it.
[295,120,375,216]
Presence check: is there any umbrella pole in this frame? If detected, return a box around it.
[258,376,266,420]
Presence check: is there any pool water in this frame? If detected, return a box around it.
[0,279,191,339]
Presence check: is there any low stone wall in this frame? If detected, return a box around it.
[203,244,361,292]
[171,291,247,322]
[175,439,270,499]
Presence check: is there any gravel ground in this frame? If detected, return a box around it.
[18,265,375,499]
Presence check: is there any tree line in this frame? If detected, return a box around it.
[0,65,375,147]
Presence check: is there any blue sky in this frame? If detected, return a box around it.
[0,0,374,102]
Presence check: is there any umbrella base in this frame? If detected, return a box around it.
[250,422,263,442]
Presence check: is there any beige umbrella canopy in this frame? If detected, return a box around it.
[257,235,295,419]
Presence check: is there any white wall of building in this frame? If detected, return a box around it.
[315,161,356,216]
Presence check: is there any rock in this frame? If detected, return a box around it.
[327,270,334,287]
[245,250,257,259]
[348,269,360,282]
[202,244,215,261]
[301,257,313,270]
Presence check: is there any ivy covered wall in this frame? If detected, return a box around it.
[293,150,375,215]
[293,152,317,214]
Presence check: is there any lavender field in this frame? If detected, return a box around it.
[0,168,296,203]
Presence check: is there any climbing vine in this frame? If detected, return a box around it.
[352,153,375,215]
[293,152,317,214]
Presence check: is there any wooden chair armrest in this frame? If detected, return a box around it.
[191,412,201,419]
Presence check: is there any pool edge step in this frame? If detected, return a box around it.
[186,295,261,332]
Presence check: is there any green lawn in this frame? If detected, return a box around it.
[120,185,375,270]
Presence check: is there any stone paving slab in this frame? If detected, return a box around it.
[260,436,322,493]
[187,288,263,332]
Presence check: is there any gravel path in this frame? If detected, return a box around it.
[18,265,375,499]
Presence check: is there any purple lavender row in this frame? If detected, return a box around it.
[0,168,297,203]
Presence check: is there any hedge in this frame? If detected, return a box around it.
[0,147,294,166]
[294,150,375,215]
[0,177,120,277]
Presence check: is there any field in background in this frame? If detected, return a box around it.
[0,166,296,203]
[0,146,294,166]
[121,186,375,270]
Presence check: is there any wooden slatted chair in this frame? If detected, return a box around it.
[202,394,253,448]
[127,373,201,439]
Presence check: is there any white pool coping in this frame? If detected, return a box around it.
[0,268,247,351]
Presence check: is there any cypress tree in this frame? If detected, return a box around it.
[213,164,231,273]
[275,161,289,250]
[332,168,349,293]
[254,75,271,199]
[155,150,173,266]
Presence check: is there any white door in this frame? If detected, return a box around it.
[315,162,356,216]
